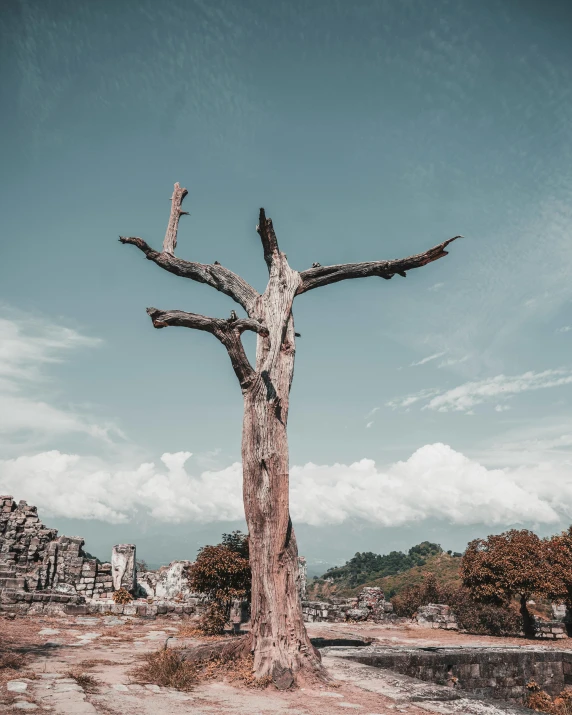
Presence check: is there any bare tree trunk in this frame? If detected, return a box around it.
[121,185,462,688]
[242,254,321,688]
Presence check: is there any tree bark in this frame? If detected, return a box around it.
[120,185,462,688]
[241,250,321,688]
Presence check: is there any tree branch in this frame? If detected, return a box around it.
[296,235,463,294]
[163,182,189,254]
[256,208,280,271]
[119,236,260,315]
[146,307,267,389]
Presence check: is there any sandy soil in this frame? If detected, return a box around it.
[1,615,565,714]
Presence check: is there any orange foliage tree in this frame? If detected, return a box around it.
[188,531,251,635]
[460,529,551,639]
[545,526,572,609]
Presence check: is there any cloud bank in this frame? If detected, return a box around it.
[1,443,568,528]
[0,314,120,447]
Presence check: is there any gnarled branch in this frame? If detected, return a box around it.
[119,236,259,315]
[256,208,280,271]
[163,182,189,254]
[296,235,463,295]
[146,307,267,388]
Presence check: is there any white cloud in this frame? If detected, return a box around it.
[438,355,469,369]
[388,369,572,412]
[428,283,444,292]
[0,313,117,446]
[495,404,511,412]
[558,326,572,333]
[364,407,380,419]
[366,421,373,429]
[409,351,447,367]
[2,443,569,529]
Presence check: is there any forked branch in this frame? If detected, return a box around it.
[296,235,463,294]
[119,183,259,314]
[146,307,267,388]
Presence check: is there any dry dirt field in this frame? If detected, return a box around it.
[0,614,561,715]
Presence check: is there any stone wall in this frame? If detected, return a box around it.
[340,645,572,703]
[0,496,113,601]
[303,587,398,623]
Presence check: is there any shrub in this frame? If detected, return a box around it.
[198,603,229,636]
[391,573,443,617]
[448,588,522,636]
[132,648,197,691]
[112,588,133,604]
[189,531,251,635]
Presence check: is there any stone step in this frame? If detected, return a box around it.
[0,577,26,589]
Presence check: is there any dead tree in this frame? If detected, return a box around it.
[120,182,462,688]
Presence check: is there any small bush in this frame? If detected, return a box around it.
[391,573,442,617]
[525,681,572,714]
[198,603,228,636]
[132,648,198,691]
[0,653,25,670]
[112,588,133,604]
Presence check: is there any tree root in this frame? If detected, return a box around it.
[179,634,251,665]
[178,635,328,690]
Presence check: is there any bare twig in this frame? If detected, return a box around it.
[163,182,189,254]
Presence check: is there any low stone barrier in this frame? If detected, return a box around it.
[416,603,459,630]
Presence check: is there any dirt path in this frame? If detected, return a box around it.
[0,615,549,714]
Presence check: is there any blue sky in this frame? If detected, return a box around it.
[1,0,572,572]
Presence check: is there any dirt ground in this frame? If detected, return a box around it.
[1,615,566,714]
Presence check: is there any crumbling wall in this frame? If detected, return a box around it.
[416,603,459,630]
[0,496,113,602]
[303,587,397,623]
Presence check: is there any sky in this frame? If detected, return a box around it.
[1,0,572,574]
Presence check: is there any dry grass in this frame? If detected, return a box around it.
[131,648,198,691]
[102,625,134,640]
[177,624,229,641]
[66,667,100,692]
[131,645,272,692]
[0,653,26,670]
[526,681,572,714]
[201,653,272,689]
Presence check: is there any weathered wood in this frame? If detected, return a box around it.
[120,186,462,687]
[163,182,189,254]
[297,235,462,294]
[119,236,259,314]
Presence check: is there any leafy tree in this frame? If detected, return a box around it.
[460,529,551,638]
[545,526,572,609]
[322,542,443,588]
[189,531,251,635]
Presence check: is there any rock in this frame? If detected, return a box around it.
[7,681,28,692]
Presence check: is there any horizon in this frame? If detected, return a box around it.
[2,0,572,570]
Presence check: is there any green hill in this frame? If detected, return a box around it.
[307,543,463,601]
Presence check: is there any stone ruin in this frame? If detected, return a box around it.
[302,586,398,623]
[0,495,305,621]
